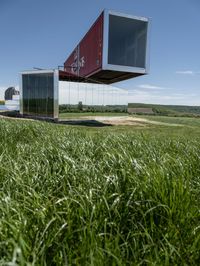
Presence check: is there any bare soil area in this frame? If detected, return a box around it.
[0,113,181,127]
[62,115,181,127]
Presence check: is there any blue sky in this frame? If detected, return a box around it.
[0,0,199,105]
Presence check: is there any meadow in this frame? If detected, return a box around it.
[0,115,200,265]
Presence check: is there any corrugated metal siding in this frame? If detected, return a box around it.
[64,13,103,78]
[79,13,103,77]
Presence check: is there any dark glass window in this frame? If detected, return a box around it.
[108,15,148,68]
[22,73,54,117]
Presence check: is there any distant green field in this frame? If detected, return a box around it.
[128,102,200,116]
[0,116,200,265]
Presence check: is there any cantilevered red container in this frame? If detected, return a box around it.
[64,10,150,84]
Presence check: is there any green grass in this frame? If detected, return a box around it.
[139,115,200,127]
[59,112,127,119]
[0,116,200,265]
[128,103,200,116]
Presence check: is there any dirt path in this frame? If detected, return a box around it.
[0,114,181,127]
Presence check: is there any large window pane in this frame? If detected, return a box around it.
[108,14,148,68]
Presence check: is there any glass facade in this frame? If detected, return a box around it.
[108,14,148,68]
[22,73,54,117]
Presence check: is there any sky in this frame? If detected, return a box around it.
[0,0,199,105]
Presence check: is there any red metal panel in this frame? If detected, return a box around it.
[64,46,79,75]
[79,13,103,77]
[64,12,103,78]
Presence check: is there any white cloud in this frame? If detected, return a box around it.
[59,82,200,106]
[138,84,165,90]
[127,89,199,105]
[176,70,200,75]
[0,87,6,100]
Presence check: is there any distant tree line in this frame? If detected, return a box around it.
[59,104,127,113]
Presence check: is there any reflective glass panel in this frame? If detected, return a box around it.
[22,73,54,117]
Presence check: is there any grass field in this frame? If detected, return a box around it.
[128,103,200,116]
[0,115,200,265]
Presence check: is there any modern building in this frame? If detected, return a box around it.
[64,10,150,84]
[20,10,150,119]
[5,87,19,100]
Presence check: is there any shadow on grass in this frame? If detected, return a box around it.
[58,119,112,127]
[0,111,112,127]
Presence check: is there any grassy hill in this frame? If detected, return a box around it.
[0,116,200,264]
[128,103,200,117]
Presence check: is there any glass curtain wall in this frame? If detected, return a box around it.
[58,81,128,119]
[22,73,54,117]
